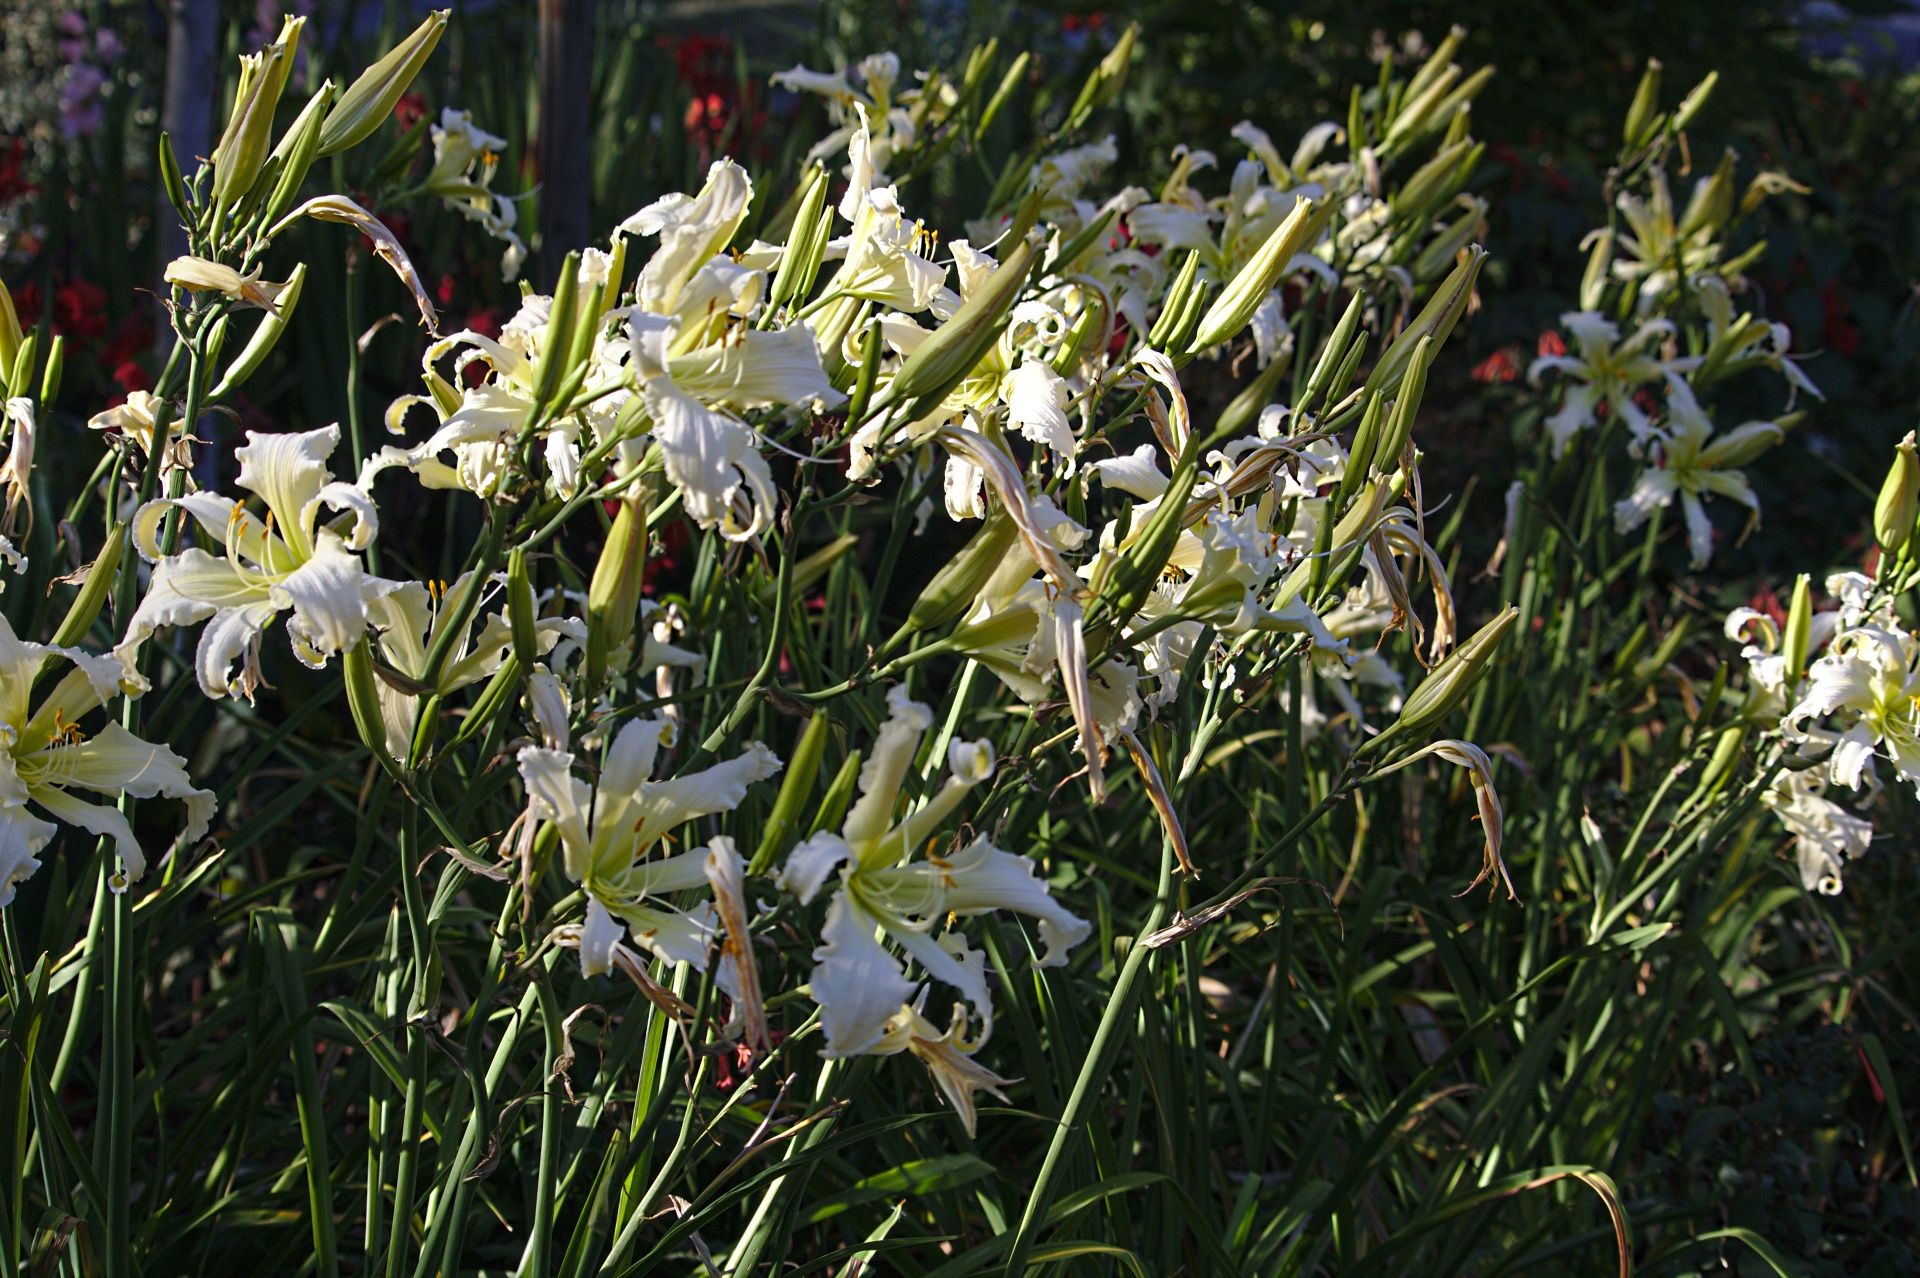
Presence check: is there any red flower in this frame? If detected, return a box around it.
[1471,347,1521,384]
[437,273,457,306]
[394,91,429,131]
[1536,329,1567,359]
[98,310,154,370]
[0,139,35,204]
[112,360,151,393]
[56,280,108,340]
[1746,583,1786,630]
[462,306,503,340]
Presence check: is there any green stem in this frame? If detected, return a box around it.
[1001,833,1175,1277]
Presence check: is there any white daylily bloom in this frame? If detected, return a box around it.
[120,425,380,699]
[1527,311,1688,454]
[872,1000,1015,1138]
[1612,377,1780,569]
[518,718,781,993]
[621,160,754,318]
[0,612,212,901]
[1090,443,1170,500]
[1003,360,1074,459]
[163,256,291,314]
[777,687,1089,1059]
[1785,623,1920,794]
[425,108,527,281]
[1762,771,1873,894]
[2,398,33,532]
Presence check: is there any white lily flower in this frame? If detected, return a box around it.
[1003,360,1075,459]
[873,1000,1015,1138]
[1612,377,1780,569]
[621,160,754,318]
[1527,311,1688,454]
[120,425,379,699]
[1785,623,1920,794]
[2,398,33,532]
[777,687,1089,1059]
[1762,771,1873,894]
[0,612,212,901]
[518,717,780,988]
[425,108,527,281]
[88,391,195,479]
[163,255,291,314]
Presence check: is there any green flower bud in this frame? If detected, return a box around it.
[1678,148,1736,240]
[891,508,1019,649]
[808,749,864,837]
[531,253,581,412]
[1672,70,1718,133]
[1147,250,1202,350]
[1875,432,1919,557]
[1623,58,1664,152]
[586,491,649,687]
[157,131,194,237]
[976,51,1029,140]
[1302,292,1365,409]
[1391,140,1474,222]
[880,235,1039,418]
[1374,334,1433,474]
[1363,244,1485,397]
[210,262,307,399]
[1093,457,1199,630]
[39,335,63,404]
[508,547,539,671]
[1191,195,1322,352]
[1782,573,1812,685]
[344,638,402,776]
[212,23,301,211]
[1370,604,1519,751]
[767,165,829,310]
[1206,345,1292,448]
[1334,392,1390,514]
[261,82,336,231]
[751,712,832,874]
[11,333,35,406]
[1578,228,1614,311]
[1413,199,1487,282]
[1691,724,1748,805]
[1064,23,1137,129]
[318,10,449,158]
[50,521,125,648]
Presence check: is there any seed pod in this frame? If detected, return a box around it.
[1782,573,1812,685]
[586,490,648,687]
[1302,292,1365,409]
[50,521,126,648]
[808,749,864,838]
[1191,196,1321,352]
[1623,58,1664,151]
[508,546,539,671]
[318,10,449,158]
[751,712,832,874]
[1874,432,1918,557]
[1368,604,1519,751]
[210,262,308,399]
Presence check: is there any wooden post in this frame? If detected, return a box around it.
[537,0,593,288]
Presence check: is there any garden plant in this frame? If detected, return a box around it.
[0,4,1916,1277]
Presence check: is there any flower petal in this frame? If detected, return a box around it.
[810,890,916,1057]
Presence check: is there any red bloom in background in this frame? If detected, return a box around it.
[98,309,154,371]
[0,139,35,204]
[1537,329,1567,359]
[665,32,765,163]
[113,360,151,394]
[1471,347,1521,384]
[394,90,429,132]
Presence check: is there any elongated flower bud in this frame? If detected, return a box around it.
[508,547,540,671]
[1302,292,1364,410]
[318,10,449,158]
[1578,228,1614,311]
[212,28,298,211]
[1874,432,1919,557]
[1685,724,1747,809]
[894,508,1019,646]
[1334,391,1390,512]
[586,491,648,687]
[1782,573,1812,685]
[1623,58,1664,151]
[1374,335,1433,473]
[261,82,336,230]
[1064,23,1137,129]
[1095,458,1199,629]
[976,51,1029,140]
[1208,347,1291,446]
[1673,71,1718,133]
[1679,148,1736,239]
[1363,245,1485,397]
[767,165,829,310]
[1369,604,1518,751]
[751,712,832,874]
[808,749,863,838]
[1191,196,1321,353]
[882,235,1039,418]
[1391,140,1473,221]
[1146,250,1202,350]
[50,522,125,648]
[210,262,307,399]
[344,638,401,775]
[39,335,63,404]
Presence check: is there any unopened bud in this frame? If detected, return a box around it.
[768,165,829,310]
[344,638,402,776]
[1302,292,1365,409]
[1374,335,1433,473]
[1192,196,1322,352]
[894,508,1019,647]
[808,749,864,838]
[210,262,307,399]
[318,10,449,158]
[586,491,649,686]
[1782,573,1812,685]
[880,235,1039,418]
[1672,70,1718,133]
[212,22,301,211]
[1578,228,1614,311]
[1371,604,1518,750]
[39,335,63,404]
[1875,432,1919,557]
[1679,148,1736,239]
[1146,250,1202,350]
[0,273,21,383]
[508,547,540,670]
[1623,59,1664,151]
[1065,23,1137,128]
[261,82,336,230]
[1364,245,1484,397]
[50,521,125,648]
[751,712,832,874]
